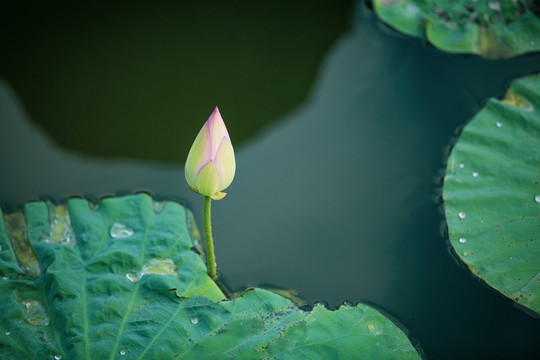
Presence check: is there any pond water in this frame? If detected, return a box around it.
[1,1,540,358]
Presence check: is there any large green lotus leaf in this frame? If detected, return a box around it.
[444,73,540,314]
[374,0,540,59]
[0,194,420,359]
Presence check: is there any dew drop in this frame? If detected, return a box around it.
[22,299,50,326]
[405,3,420,15]
[54,355,63,360]
[191,317,199,325]
[459,238,467,244]
[126,273,141,283]
[125,258,177,284]
[496,122,502,128]
[110,223,134,238]
[368,323,375,332]
[152,200,166,214]
[140,258,177,277]
[459,163,465,168]
[472,172,479,177]
[89,202,99,211]
[458,212,466,219]
[41,205,76,246]
[5,331,10,336]
[488,1,501,11]
[535,195,540,203]
[120,350,126,356]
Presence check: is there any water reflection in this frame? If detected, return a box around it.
[2,4,540,359]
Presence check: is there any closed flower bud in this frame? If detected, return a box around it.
[185,107,236,200]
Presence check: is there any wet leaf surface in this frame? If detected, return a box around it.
[444,73,540,314]
[0,194,419,359]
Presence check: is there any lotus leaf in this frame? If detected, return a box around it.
[374,0,540,58]
[444,73,540,314]
[0,194,420,359]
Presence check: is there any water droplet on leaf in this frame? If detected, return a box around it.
[459,238,467,243]
[191,317,199,325]
[152,200,166,214]
[472,172,479,177]
[54,355,62,360]
[5,331,10,336]
[140,258,177,276]
[110,223,134,238]
[126,273,140,283]
[496,122,502,128]
[535,195,540,203]
[120,350,126,356]
[125,258,177,283]
[458,212,466,219]
[22,299,50,326]
[41,205,76,246]
[488,1,501,11]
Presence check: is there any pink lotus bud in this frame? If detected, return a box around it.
[185,107,236,200]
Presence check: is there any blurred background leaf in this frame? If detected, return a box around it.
[374,0,540,58]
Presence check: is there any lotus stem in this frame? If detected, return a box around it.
[203,196,217,280]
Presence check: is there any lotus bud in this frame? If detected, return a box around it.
[185,107,236,200]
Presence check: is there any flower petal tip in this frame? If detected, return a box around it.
[211,106,221,118]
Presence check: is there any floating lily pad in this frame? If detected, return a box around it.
[374,0,540,58]
[0,194,420,359]
[443,73,540,314]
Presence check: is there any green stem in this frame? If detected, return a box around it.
[203,196,217,279]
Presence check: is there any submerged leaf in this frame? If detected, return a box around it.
[444,73,540,314]
[0,194,420,359]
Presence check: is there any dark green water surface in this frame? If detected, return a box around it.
[1,1,540,358]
